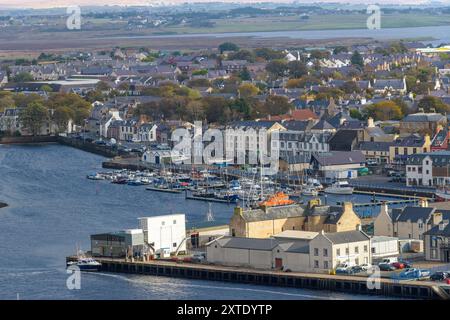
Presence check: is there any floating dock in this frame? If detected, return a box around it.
[185,195,238,204]
[67,257,450,300]
[146,187,184,194]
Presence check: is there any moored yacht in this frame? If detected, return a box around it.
[324,181,354,195]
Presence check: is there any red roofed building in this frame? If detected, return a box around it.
[264,109,319,122]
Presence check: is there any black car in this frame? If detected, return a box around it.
[430,271,449,281]
[378,263,396,271]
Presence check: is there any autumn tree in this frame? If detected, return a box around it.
[19,102,49,136]
[238,83,259,98]
[365,101,403,121]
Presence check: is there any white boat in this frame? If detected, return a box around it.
[67,257,101,271]
[435,188,450,201]
[302,186,319,196]
[324,181,354,195]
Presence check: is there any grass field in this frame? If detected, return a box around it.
[157,13,450,34]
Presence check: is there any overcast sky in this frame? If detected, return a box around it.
[0,0,447,10]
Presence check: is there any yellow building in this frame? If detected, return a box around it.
[229,200,362,239]
[389,134,431,163]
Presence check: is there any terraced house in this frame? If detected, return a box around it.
[405,151,450,187]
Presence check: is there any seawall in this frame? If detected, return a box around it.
[67,257,450,300]
[0,135,58,144]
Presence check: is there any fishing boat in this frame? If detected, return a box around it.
[66,247,101,272]
[324,181,354,195]
[67,257,102,272]
[214,191,240,203]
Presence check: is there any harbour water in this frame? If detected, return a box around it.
[0,144,398,300]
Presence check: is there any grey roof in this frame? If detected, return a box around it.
[423,222,450,237]
[402,113,446,123]
[311,150,366,166]
[311,119,335,130]
[240,205,305,222]
[323,230,370,244]
[393,134,426,147]
[406,151,450,167]
[357,141,392,152]
[395,206,435,223]
[216,237,278,251]
[283,242,310,254]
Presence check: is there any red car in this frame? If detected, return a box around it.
[392,262,405,269]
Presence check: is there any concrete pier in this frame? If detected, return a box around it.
[67,257,450,300]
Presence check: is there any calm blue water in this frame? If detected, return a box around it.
[0,144,394,300]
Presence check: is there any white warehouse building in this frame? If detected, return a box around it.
[138,214,186,257]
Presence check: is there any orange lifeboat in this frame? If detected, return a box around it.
[259,192,295,208]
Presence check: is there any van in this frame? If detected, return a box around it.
[380,257,398,264]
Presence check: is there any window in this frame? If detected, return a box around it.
[345,247,349,255]
[371,247,376,254]
[173,242,177,248]
[173,220,177,224]
[336,248,340,256]
[161,221,165,226]
[324,261,329,269]
[364,245,368,253]
[314,260,319,268]
[323,248,328,257]
[354,246,359,254]
[355,258,359,265]
[314,248,319,256]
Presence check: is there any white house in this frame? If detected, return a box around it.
[138,214,186,256]
[406,151,450,187]
[99,109,122,138]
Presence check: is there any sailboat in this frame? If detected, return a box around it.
[435,165,450,201]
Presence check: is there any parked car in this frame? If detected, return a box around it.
[419,269,431,278]
[349,266,364,274]
[399,268,420,279]
[379,263,397,271]
[398,260,413,268]
[360,264,371,271]
[335,262,354,273]
[430,272,449,281]
[380,257,398,264]
[391,262,405,269]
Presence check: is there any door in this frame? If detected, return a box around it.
[275,258,283,269]
[445,250,450,263]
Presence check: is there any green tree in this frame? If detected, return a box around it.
[351,51,364,68]
[418,96,450,113]
[266,59,288,77]
[19,102,49,136]
[13,72,34,82]
[219,42,239,54]
[52,107,75,133]
[287,61,308,78]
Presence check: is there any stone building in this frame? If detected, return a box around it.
[229,200,362,239]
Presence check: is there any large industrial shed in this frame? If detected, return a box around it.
[206,237,278,269]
